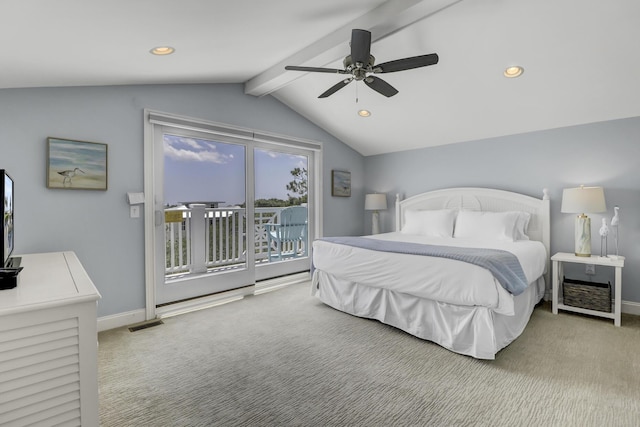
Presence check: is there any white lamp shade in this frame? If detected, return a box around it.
[365,193,387,211]
[561,186,606,214]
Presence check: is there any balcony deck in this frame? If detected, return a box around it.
[164,206,307,280]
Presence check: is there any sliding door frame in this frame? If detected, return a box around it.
[143,109,323,320]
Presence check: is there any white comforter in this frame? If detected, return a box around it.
[312,232,547,316]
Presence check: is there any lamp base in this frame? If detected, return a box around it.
[574,215,591,257]
[372,211,380,235]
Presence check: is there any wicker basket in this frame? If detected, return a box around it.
[563,276,611,312]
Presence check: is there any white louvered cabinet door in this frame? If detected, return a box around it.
[0,252,101,426]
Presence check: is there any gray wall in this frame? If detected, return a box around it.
[0,84,365,317]
[364,117,640,303]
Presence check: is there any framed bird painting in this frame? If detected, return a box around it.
[47,137,108,190]
[331,170,351,197]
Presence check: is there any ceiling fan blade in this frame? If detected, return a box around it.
[375,53,439,73]
[350,29,371,65]
[285,65,346,74]
[318,79,353,98]
[364,76,398,97]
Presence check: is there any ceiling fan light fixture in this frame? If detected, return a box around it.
[358,109,371,117]
[504,66,524,78]
[150,46,175,56]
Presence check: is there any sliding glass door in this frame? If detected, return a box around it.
[253,145,310,281]
[150,123,315,306]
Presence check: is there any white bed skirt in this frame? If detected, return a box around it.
[312,270,545,360]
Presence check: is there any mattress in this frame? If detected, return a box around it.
[312,232,547,316]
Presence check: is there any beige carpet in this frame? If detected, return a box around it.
[99,283,640,426]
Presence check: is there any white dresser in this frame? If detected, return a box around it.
[0,252,101,426]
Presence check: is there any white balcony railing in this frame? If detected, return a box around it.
[164,206,305,277]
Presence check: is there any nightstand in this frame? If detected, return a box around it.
[551,252,625,326]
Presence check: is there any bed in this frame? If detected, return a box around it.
[311,187,550,359]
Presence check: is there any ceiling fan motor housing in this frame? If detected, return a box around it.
[285,28,438,98]
[344,55,376,80]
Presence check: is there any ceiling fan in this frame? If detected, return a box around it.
[285,29,439,98]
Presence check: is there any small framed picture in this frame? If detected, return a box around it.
[47,137,108,190]
[331,170,351,197]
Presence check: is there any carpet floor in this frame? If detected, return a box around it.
[98,282,640,426]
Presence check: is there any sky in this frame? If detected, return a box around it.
[163,134,307,206]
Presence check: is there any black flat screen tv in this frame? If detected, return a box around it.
[1,169,15,268]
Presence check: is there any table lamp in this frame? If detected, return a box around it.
[561,185,606,257]
[365,193,387,234]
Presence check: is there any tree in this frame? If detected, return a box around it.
[286,167,307,205]
[254,198,288,207]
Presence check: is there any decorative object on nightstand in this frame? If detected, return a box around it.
[365,193,387,234]
[560,185,606,257]
[610,206,620,259]
[598,218,609,257]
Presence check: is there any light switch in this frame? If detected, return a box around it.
[130,205,140,218]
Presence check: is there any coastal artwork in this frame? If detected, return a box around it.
[331,170,351,197]
[47,138,108,190]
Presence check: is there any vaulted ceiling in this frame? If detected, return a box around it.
[2,0,639,155]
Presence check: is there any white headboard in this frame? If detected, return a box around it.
[395,187,551,278]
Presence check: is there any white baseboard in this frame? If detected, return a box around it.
[622,300,640,316]
[98,309,146,332]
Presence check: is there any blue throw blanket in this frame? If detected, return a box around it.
[318,236,529,296]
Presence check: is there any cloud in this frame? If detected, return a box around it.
[164,136,232,164]
[182,138,203,149]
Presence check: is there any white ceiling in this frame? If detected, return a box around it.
[2,0,639,156]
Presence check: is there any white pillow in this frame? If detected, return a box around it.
[513,211,531,241]
[401,209,456,237]
[453,210,521,242]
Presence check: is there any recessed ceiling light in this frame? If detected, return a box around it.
[150,46,175,56]
[358,109,371,117]
[504,66,524,78]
